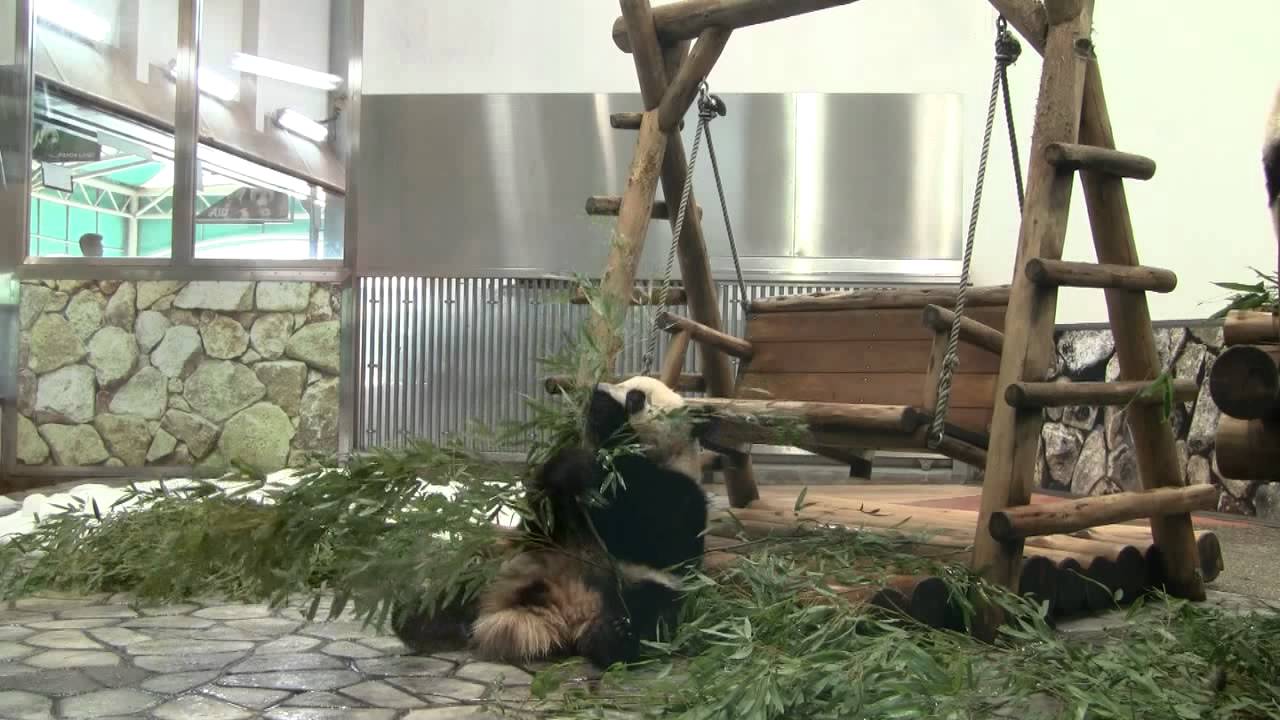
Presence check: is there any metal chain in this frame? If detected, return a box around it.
[930,16,1023,448]
[643,82,733,374]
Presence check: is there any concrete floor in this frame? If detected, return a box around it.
[1203,523,1280,603]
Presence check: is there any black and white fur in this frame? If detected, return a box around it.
[393,376,708,670]
[1265,86,1280,247]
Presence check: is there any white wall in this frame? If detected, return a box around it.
[363,0,1280,323]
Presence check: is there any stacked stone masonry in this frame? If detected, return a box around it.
[1033,322,1261,517]
[17,281,342,473]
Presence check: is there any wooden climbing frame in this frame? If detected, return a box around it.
[578,0,1213,633]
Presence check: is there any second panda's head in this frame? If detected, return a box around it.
[587,376,699,469]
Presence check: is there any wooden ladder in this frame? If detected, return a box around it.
[973,0,1209,630]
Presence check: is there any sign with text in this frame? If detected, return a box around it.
[33,123,101,163]
[197,187,294,224]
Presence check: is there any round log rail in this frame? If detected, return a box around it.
[1208,345,1280,420]
[1042,142,1158,181]
[611,0,864,52]
[656,311,754,359]
[987,485,1219,542]
[922,304,1006,354]
[1023,257,1175,292]
[1224,310,1280,346]
[750,285,1012,314]
[1004,379,1198,409]
[1214,416,1280,481]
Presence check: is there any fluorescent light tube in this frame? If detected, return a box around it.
[164,60,239,103]
[36,0,111,43]
[231,52,342,91]
[273,108,329,143]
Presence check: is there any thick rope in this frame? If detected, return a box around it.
[930,18,1022,448]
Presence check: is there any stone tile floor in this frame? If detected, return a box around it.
[0,593,560,720]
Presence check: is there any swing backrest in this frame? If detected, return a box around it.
[737,288,1009,439]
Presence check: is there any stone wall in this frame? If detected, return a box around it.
[15,280,342,473]
[1034,322,1250,513]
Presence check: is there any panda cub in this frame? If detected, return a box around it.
[393,376,708,670]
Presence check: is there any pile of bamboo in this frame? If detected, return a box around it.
[705,492,1224,627]
[1210,310,1280,481]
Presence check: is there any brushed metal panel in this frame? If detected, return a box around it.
[357,92,962,281]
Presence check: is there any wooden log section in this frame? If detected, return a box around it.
[1044,142,1157,180]
[988,485,1219,542]
[585,195,702,220]
[1017,554,1060,615]
[1026,534,1145,602]
[657,310,754,359]
[1004,379,1198,409]
[660,330,693,388]
[611,0,862,52]
[921,304,1006,355]
[1208,345,1280,420]
[684,398,919,434]
[1043,555,1087,615]
[1214,415,1280,481]
[569,286,687,306]
[657,27,732,132]
[544,373,706,395]
[1224,310,1280,346]
[611,112,684,131]
[1024,258,1177,293]
[578,111,667,383]
[751,285,1012,314]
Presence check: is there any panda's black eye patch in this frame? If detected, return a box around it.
[625,389,647,415]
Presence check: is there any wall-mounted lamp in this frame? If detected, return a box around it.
[272,108,329,143]
[231,53,343,92]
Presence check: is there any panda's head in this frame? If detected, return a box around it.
[587,376,699,468]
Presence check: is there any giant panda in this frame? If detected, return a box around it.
[1265,85,1280,244]
[392,375,709,670]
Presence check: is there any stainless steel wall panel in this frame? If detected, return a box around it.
[357,93,963,283]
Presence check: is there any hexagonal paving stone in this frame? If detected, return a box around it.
[0,626,34,642]
[227,618,303,636]
[127,638,256,656]
[153,694,254,720]
[24,649,120,668]
[257,635,324,655]
[138,603,202,617]
[402,708,499,720]
[57,605,138,620]
[122,615,216,630]
[216,669,363,691]
[193,604,274,621]
[87,627,151,647]
[231,652,346,674]
[0,611,52,625]
[59,688,160,719]
[264,710,397,720]
[25,630,104,650]
[133,652,247,673]
[322,641,382,659]
[387,677,487,702]
[0,668,101,696]
[187,625,274,642]
[360,636,409,654]
[0,641,36,661]
[0,689,53,720]
[283,690,366,707]
[354,656,454,677]
[13,596,94,612]
[297,621,372,640]
[27,618,119,631]
[201,685,292,709]
[141,670,221,695]
[340,680,426,709]
[83,665,152,689]
[454,662,532,686]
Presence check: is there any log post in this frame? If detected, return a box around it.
[970,0,1096,634]
[1208,345,1280,420]
[1214,415,1280,481]
[657,27,732,132]
[660,330,692,387]
[622,3,758,507]
[1224,310,1280,347]
[577,111,668,383]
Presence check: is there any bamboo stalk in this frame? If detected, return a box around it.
[1208,345,1280,420]
[1024,257,1175,293]
[988,486,1218,542]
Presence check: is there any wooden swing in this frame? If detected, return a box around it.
[563,0,1218,633]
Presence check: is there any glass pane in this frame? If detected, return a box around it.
[193,0,345,260]
[29,0,177,257]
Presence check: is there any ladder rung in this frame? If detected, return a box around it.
[921,304,1005,354]
[585,195,703,220]
[1045,142,1156,180]
[611,111,682,131]
[546,373,706,394]
[988,485,1218,541]
[569,287,688,306]
[1004,379,1198,409]
[1025,258,1177,293]
[656,311,754,359]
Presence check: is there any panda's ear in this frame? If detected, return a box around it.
[625,389,647,415]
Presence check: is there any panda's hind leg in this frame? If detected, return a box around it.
[575,573,682,670]
[390,593,478,655]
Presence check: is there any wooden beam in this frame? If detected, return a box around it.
[970,0,1096,611]
[657,27,732,132]
[660,329,693,387]
[569,286,687,306]
[1224,310,1280,346]
[1044,142,1156,180]
[612,0,862,52]
[1208,345,1280,420]
[622,0,669,109]
[1024,258,1177,293]
[988,486,1219,542]
[1004,379,1198,409]
[545,373,706,395]
[921,304,1006,355]
[578,111,668,382]
[626,2,757,508]
[614,111,685,131]
[657,310,754,359]
[585,195,703,220]
[1214,415,1280,481]
[751,285,1012,314]
[684,397,919,433]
